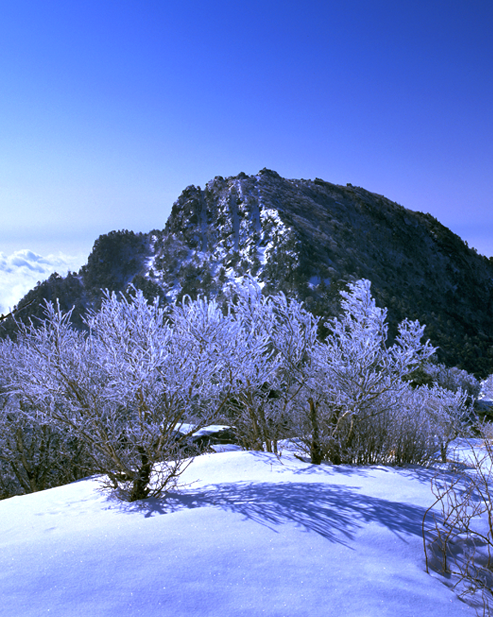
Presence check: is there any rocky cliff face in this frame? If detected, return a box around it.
[4,169,493,376]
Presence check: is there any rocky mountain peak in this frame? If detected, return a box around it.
[4,170,493,376]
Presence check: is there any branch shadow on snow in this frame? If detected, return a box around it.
[124,480,427,547]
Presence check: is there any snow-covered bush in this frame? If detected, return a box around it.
[267,288,320,451]
[223,280,320,453]
[418,363,480,402]
[0,340,95,499]
[0,395,94,499]
[384,384,472,466]
[1,291,240,501]
[421,384,472,462]
[383,384,436,465]
[480,374,493,400]
[222,281,283,452]
[0,276,477,501]
[295,279,437,465]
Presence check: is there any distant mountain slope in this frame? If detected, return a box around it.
[3,169,493,376]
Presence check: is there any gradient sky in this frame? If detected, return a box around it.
[1,0,492,300]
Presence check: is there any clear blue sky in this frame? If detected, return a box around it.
[1,0,492,262]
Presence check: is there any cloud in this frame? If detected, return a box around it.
[0,249,86,315]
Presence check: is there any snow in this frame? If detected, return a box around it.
[180,424,231,438]
[0,450,477,617]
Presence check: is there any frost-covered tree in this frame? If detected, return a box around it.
[0,392,93,498]
[419,384,472,462]
[414,362,480,402]
[0,326,96,498]
[1,291,241,501]
[224,279,319,453]
[297,279,436,464]
[480,374,493,400]
[223,281,282,452]
[87,290,241,499]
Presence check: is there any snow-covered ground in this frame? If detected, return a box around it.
[0,449,478,616]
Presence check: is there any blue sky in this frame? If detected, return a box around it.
[0,0,492,308]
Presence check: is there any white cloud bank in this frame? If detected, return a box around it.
[0,249,86,315]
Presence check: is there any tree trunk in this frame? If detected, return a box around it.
[309,397,323,465]
[129,448,152,501]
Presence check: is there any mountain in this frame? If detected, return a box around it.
[3,169,493,376]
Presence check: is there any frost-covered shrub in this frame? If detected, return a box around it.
[384,385,437,465]
[1,291,240,501]
[480,374,493,400]
[221,281,282,451]
[0,276,475,502]
[385,384,473,466]
[294,279,437,465]
[223,279,319,454]
[0,387,95,499]
[420,363,480,402]
[419,384,472,462]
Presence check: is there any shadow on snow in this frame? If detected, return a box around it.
[120,479,427,548]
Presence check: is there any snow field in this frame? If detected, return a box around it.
[0,450,476,616]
